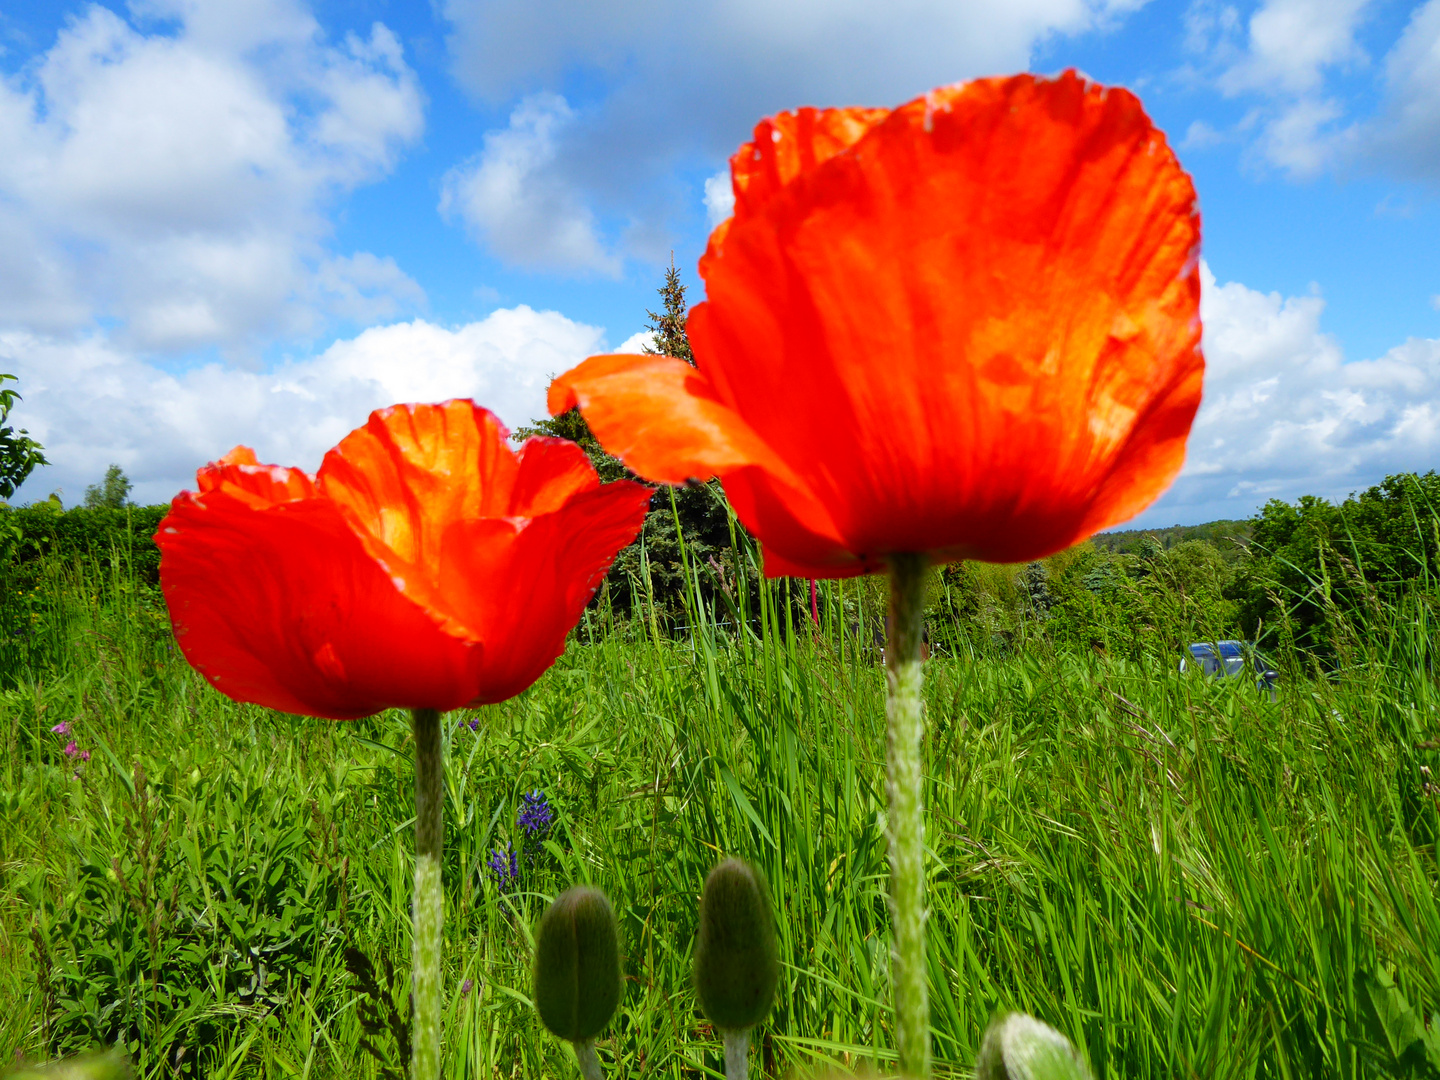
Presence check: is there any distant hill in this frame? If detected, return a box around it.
[1090,519,1253,557]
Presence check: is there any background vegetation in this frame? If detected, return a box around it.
[3,469,1440,1078]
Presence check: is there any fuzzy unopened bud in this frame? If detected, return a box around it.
[976,1013,1091,1080]
[533,886,621,1043]
[694,858,778,1031]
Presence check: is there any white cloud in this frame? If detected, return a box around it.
[1247,96,1345,176]
[0,2,425,352]
[614,330,655,353]
[1180,118,1226,150]
[1355,0,1440,180]
[1204,0,1370,176]
[2,306,613,506]
[703,171,735,229]
[439,0,1146,269]
[1217,0,1370,96]
[1186,0,1440,183]
[439,93,621,277]
[1134,262,1440,524]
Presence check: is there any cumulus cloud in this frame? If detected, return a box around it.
[1198,0,1371,177]
[1356,0,1440,180]
[1185,0,1440,183]
[1216,0,1370,96]
[1134,262,1440,525]
[703,171,735,229]
[439,94,621,276]
[438,0,1145,270]
[0,1,425,352]
[2,307,610,507]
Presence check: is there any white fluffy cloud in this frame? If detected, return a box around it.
[2,307,611,507]
[439,94,621,276]
[1216,0,1370,96]
[1186,0,1440,182]
[438,0,1144,271]
[1359,0,1440,179]
[0,0,425,352]
[1135,262,1440,525]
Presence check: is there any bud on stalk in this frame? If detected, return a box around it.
[694,858,779,1080]
[534,886,622,1080]
[976,1013,1091,1080]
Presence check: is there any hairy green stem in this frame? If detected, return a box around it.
[886,554,930,1078]
[411,707,443,1080]
[723,1028,750,1080]
[574,1038,604,1080]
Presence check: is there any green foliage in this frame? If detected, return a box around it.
[1236,471,1440,655]
[5,505,1440,1078]
[518,263,737,623]
[0,373,49,501]
[83,467,134,511]
[1090,518,1252,559]
[643,257,694,366]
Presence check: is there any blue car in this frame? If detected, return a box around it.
[1180,640,1279,698]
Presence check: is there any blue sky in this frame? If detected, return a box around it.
[0,0,1437,530]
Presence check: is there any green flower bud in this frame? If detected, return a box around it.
[694,858,779,1031]
[976,1013,1091,1080]
[533,886,621,1043]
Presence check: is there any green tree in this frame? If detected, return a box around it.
[518,262,745,623]
[0,373,49,501]
[643,256,694,366]
[83,464,133,510]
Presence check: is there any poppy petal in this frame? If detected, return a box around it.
[318,400,522,637]
[509,436,601,518]
[548,354,792,485]
[721,466,873,579]
[437,480,652,703]
[156,489,486,720]
[548,353,852,564]
[689,70,1202,567]
[727,106,889,230]
[195,447,316,505]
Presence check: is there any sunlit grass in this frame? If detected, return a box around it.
[2,540,1439,1078]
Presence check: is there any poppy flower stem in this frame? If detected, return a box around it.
[574,1039,604,1080]
[886,553,930,1079]
[412,706,444,1080]
[723,1028,750,1080]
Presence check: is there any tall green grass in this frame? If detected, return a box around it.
[2,527,1439,1078]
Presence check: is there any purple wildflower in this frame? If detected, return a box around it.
[50,721,71,736]
[486,844,519,893]
[461,978,474,996]
[517,790,553,839]
[467,718,481,733]
[63,740,79,758]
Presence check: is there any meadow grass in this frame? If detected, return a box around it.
[2,541,1439,1079]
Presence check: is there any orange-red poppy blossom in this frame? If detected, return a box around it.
[549,71,1203,578]
[156,400,650,720]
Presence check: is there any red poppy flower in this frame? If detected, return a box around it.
[156,400,651,720]
[549,71,1202,577]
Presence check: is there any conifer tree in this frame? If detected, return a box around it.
[643,257,694,366]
